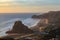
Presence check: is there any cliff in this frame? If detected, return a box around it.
[31,11,60,31]
[32,11,60,24]
[32,11,60,18]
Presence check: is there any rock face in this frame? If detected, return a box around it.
[6,21,33,34]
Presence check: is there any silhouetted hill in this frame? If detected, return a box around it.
[6,21,33,34]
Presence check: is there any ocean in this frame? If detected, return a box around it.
[0,13,40,36]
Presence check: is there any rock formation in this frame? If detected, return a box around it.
[6,21,33,34]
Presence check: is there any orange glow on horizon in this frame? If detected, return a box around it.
[0,5,60,13]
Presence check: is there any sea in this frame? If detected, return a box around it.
[0,13,41,36]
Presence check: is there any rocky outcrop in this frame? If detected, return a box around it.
[6,21,33,34]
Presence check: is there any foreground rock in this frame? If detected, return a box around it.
[6,21,33,34]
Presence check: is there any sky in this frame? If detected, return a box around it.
[0,0,60,13]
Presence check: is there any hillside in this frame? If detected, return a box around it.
[32,11,60,24]
[32,11,60,31]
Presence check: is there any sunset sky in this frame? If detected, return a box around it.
[0,0,60,13]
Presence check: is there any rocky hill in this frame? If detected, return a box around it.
[6,21,33,34]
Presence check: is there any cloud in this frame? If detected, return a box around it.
[13,0,60,5]
[0,0,13,2]
[0,0,60,6]
[0,0,60,13]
